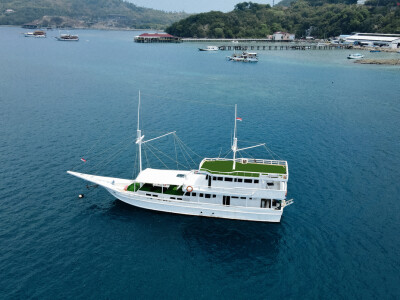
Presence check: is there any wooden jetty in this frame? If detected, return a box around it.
[218,45,351,51]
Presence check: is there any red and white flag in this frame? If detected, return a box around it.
[236,117,242,121]
[81,158,87,162]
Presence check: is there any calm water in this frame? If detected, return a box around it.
[1,27,399,299]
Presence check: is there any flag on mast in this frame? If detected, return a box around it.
[236,117,242,121]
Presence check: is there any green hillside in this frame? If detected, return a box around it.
[0,0,188,29]
[166,1,400,38]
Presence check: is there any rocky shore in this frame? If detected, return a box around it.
[354,59,400,65]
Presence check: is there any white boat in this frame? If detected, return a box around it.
[55,34,79,41]
[199,46,219,51]
[24,30,46,38]
[347,53,364,59]
[227,52,258,63]
[68,94,293,223]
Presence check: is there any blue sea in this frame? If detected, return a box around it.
[0,27,399,299]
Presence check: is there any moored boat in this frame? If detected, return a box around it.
[24,30,46,38]
[68,94,293,223]
[55,34,79,41]
[199,46,219,51]
[227,52,258,62]
[347,53,364,59]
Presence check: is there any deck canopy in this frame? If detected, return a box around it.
[135,168,191,186]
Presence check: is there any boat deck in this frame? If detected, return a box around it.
[200,159,287,177]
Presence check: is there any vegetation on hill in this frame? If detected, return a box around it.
[0,0,188,29]
[166,1,400,38]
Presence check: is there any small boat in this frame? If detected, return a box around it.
[227,52,258,63]
[55,34,79,41]
[347,53,364,59]
[199,46,218,51]
[68,95,293,223]
[24,30,46,38]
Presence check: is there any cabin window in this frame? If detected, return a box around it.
[267,182,274,186]
[234,178,238,182]
[213,195,216,198]
[254,180,259,184]
[213,176,217,180]
[192,192,197,196]
[176,174,185,178]
[232,196,239,199]
[170,197,176,200]
[177,198,183,200]
[146,193,151,196]
[244,179,252,183]
[199,193,204,197]
[152,194,158,197]
[237,178,243,183]
[205,175,209,180]
[240,197,246,199]
[217,177,223,181]
[184,192,190,196]
[225,177,233,182]
[205,194,211,199]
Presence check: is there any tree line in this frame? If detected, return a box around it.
[166,1,400,38]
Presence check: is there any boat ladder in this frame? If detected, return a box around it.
[283,199,294,207]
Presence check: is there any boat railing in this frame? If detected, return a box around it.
[199,167,287,179]
[202,157,287,166]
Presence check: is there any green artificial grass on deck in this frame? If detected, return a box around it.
[200,160,286,176]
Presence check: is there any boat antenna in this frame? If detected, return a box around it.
[136,90,144,173]
[232,104,238,170]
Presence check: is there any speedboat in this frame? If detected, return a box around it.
[347,53,364,59]
[199,46,218,51]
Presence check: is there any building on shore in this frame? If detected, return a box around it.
[271,32,295,41]
[134,33,181,43]
[345,33,400,49]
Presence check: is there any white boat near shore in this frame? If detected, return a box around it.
[68,94,292,222]
[347,53,364,59]
[199,46,219,51]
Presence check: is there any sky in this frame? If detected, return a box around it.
[128,0,274,13]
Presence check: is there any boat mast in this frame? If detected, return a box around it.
[136,91,144,173]
[232,104,238,170]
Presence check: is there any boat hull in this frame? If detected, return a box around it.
[108,189,283,223]
[68,171,283,223]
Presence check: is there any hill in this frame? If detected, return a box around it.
[0,0,188,29]
[166,1,400,38]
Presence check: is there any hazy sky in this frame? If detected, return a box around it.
[128,0,274,13]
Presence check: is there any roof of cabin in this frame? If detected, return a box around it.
[200,160,287,177]
[136,168,190,186]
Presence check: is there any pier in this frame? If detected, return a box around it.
[217,45,351,51]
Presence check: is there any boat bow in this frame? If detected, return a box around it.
[67,171,133,191]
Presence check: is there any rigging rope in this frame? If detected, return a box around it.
[145,143,170,170]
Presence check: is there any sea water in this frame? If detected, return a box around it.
[0,27,399,299]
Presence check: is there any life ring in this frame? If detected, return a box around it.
[186,186,193,192]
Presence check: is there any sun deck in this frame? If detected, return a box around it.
[200,159,287,177]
